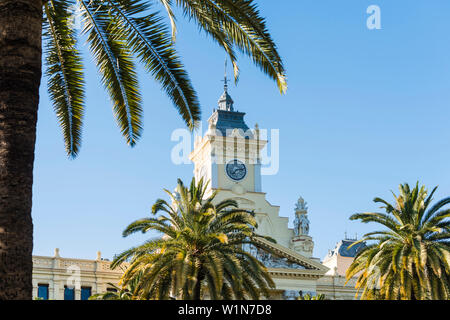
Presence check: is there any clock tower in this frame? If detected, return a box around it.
[190,72,310,255]
[189,79,315,257]
[187,69,329,298]
[186,69,329,298]
[189,73,265,197]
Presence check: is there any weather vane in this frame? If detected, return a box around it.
[221,59,229,92]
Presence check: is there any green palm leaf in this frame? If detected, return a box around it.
[105,0,200,129]
[176,0,287,92]
[42,0,286,157]
[80,0,143,145]
[44,0,85,157]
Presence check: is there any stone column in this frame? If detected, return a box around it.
[52,248,62,300]
[49,282,55,300]
[75,288,81,300]
[32,283,38,299]
[52,280,64,300]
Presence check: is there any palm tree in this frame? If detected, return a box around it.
[111,178,275,300]
[89,283,134,300]
[0,0,286,299]
[346,182,450,300]
[89,273,143,300]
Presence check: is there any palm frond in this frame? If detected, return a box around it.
[80,0,143,146]
[44,0,85,157]
[106,0,200,129]
[176,0,287,93]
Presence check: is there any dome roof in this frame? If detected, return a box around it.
[327,239,366,258]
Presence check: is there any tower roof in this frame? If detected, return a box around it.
[218,60,234,111]
[218,90,234,111]
[208,60,252,138]
[209,109,250,137]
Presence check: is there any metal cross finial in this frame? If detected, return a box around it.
[222,59,229,92]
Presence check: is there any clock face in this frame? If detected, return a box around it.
[226,159,247,181]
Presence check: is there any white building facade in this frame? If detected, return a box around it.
[32,249,123,300]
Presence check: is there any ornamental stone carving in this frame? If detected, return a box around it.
[283,290,300,300]
[242,243,305,270]
[295,197,308,212]
[293,196,310,237]
[291,196,314,257]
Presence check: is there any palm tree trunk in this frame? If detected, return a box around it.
[0,0,42,300]
[193,271,205,300]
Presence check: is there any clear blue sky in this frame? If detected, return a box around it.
[33,0,450,261]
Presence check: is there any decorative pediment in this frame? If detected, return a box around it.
[249,237,329,275]
[243,243,306,270]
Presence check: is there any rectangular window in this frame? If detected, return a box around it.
[37,284,49,300]
[81,287,92,300]
[64,286,75,300]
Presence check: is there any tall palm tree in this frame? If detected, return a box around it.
[111,178,275,300]
[0,0,286,299]
[346,182,450,300]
